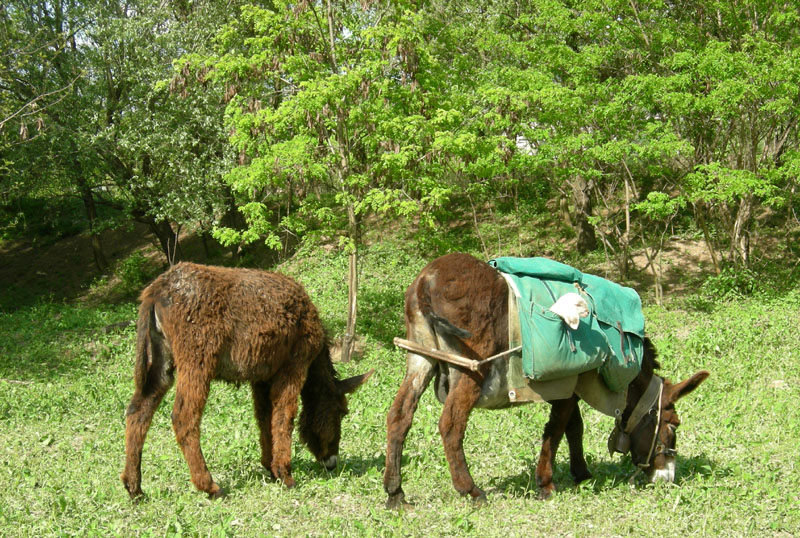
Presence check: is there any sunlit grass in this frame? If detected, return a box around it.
[1,245,798,536]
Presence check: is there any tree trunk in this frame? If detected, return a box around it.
[222,187,242,262]
[323,0,359,362]
[620,174,633,278]
[694,201,721,275]
[340,204,359,364]
[147,218,181,264]
[732,194,753,267]
[200,229,212,260]
[75,175,108,272]
[640,241,663,306]
[559,196,572,228]
[467,192,489,258]
[570,176,597,253]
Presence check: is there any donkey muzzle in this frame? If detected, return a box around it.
[650,457,676,483]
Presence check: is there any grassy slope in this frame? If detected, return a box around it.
[1,242,799,537]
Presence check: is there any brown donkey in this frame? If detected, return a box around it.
[121,262,372,499]
[384,253,709,507]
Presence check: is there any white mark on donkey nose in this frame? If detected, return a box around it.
[323,455,338,470]
[651,458,676,483]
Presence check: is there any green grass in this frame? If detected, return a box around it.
[1,245,799,537]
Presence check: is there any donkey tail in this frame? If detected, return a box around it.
[426,311,472,339]
[417,278,472,340]
[134,291,158,390]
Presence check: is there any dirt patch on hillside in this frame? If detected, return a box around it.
[0,223,156,311]
[0,222,292,311]
[628,239,714,294]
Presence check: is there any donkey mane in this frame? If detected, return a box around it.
[640,337,662,377]
[299,343,348,444]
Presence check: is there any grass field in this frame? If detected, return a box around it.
[1,244,799,537]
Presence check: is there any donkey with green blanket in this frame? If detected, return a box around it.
[384,253,709,507]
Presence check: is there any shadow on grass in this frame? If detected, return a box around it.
[217,453,388,493]
[489,453,723,498]
[0,301,137,383]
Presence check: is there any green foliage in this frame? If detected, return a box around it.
[5,0,800,271]
[193,2,449,251]
[700,266,761,300]
[1,0,241,264]
[634,192,687,221]
[0,196,123,243]
[685,163,780,206]
[115,252,151,293]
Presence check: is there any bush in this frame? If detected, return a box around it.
[700,266,760,299]
[116,252,151,292]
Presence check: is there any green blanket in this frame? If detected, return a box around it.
[488,257,644,392]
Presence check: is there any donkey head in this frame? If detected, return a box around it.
[624,370,710,483]
[299,367,373,470]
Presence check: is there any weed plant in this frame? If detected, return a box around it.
[1,244,798,536]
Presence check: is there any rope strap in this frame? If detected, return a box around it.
[624,376,663,435]
[628,378,664,485]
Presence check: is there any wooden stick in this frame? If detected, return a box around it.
[393,337,521,372]
[483,346,523,363]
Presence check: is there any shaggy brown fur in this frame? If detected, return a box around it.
[121,262,372,499]
[384,253,709,507]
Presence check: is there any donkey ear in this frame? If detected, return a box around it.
[668,370,710,403]
[338,369,374,395]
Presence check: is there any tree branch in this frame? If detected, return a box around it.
[0,72,82,132]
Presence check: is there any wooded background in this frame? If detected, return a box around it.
[3,0,799,320]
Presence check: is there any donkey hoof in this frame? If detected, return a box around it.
[538,486,555,501]
[121,473,143,500]
[573,470,593,485]
[468,485,487,507]
[208,486,226,500]
[472,492,488,507]
[126,488,144,501]
[386,494,413,510]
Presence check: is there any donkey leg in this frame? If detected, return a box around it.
[536,395,579,500]
[171,370,222,499]
[268,367,306,488]
[438,368,485,504]
[384,354,437,509]
[251,381,274,478]
[121,378,172,498]
[564,403,592,484]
